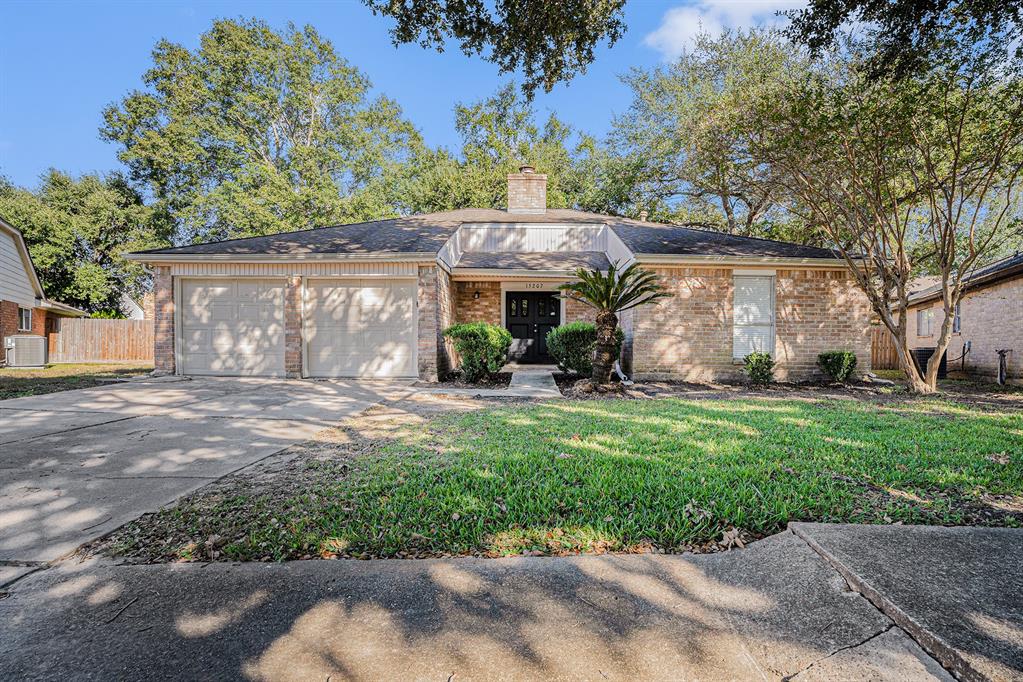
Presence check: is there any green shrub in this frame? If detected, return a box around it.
[743,352,775,386]
[443,322,512,383]
[818,351,858,383]
[546,322,624,376]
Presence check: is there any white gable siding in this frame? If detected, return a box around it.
[0,230,38,307]
[457,224,606,252]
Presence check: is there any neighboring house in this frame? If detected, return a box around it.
[907,253,1023,382]
[127,168,872,381]
[0,216,87,365]
[118,293,146,320]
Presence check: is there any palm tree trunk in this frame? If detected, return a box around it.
[592,310,618,385]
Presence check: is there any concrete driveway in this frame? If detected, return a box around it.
[0,376,412,567]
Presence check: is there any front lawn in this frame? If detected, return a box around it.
[105,396,1022,562]
[0,362,153,400]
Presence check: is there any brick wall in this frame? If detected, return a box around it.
[284,276,302,378]
[774,269,872,379]
[417,265,441,381]
[630,266,871,381]
[153,266,175,374]
[454,281,502,324]
[1,301,48,338]
[631,267,735,381]
[437,267,455,377]
[565,297,596,324]
[908,275,1023,381]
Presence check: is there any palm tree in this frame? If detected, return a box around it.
[559,261,670,386]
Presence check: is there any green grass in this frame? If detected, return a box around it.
[113,397,1023,561]
[0,362,153,400]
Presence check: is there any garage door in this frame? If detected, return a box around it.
[306,279,416,378]
[179,279,286,376]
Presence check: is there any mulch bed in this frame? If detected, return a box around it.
[415,371,512,390]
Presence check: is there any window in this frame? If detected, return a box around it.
[733,275,775,359]
[917,308,934,337]
[17,307,31,332]
[952,303,961,333]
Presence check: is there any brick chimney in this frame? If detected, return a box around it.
[507,165,547,214]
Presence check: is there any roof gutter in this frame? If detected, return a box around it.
[40,300,88,317]
[450,268,585,280]
[908,261,1023,306]
[634,254,855,268]
[124,252,438,264]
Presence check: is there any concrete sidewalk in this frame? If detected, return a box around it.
[5,524,1011,681]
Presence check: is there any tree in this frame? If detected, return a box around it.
[760,36,1023,393]
[610,29,819,242]
[559,261,669,386]
[786,0,1022,76]
[0,171,172,312]
[363,0,627,95]
[101,18,423,244]
[396,84,599,214]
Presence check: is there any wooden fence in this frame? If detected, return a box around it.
[870,325,900,370]
[48,319,154,363]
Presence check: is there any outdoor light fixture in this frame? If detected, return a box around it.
[473,290,480,299]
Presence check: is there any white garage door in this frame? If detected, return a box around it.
[306,279,416,378]
[179,279,286,376]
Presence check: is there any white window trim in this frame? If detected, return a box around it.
[732,274,776,359]
[952,303,961,334]
[917,308,934,337]
[17,307,32,332]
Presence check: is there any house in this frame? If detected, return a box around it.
[0,216,87,365]
[118,293,146,320]
[127,168,872,381]
[907,253,1023,383]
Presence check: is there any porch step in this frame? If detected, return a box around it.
[509,369,559,391]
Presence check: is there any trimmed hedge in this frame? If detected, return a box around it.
[743,352,775,386]
[818,351,858,383]
[546,321,625,376]
[443,322,512,383]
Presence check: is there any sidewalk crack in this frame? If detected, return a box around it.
[782,624,895,681]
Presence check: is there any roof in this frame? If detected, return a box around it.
[453,251,610,271]
[0,216,87,317]
[606,216,841,260]
[129,207,844,262]
[909,253,1023,305]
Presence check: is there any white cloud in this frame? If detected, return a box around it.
[644,0,807,59]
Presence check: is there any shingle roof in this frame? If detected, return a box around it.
[453,251,610,271]
[606,217,841,260]
[132,207,843,260]
[909,253,1023,303]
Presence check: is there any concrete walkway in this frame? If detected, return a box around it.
[420,367,563,399]
[0,377,412,569]
[2,524,1018,680]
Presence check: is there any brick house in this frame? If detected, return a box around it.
[907,253,1023,383]
[127,168,872,381]
[0,217,87,366]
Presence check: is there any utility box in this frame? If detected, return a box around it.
[911,347,947,380]
[3,335,47,368]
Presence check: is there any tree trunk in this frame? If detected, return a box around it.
[591,310,619,386]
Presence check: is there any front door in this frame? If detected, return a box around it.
[506,291,561,363]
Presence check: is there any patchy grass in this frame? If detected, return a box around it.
[0,363,153,399]
[106,396,1023,562]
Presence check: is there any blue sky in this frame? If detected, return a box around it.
[0,0,802,189]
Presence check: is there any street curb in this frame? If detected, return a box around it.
[788,523,982,682]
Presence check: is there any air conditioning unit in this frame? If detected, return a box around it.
[4,335,47,368]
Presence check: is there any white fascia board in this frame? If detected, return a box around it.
[450,268,584,280]
[124,252,438,264]
[634,253,854,268]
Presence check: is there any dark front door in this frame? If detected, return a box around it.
[506,291,561,363]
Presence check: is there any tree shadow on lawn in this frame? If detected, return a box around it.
[176,396,1021,561]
